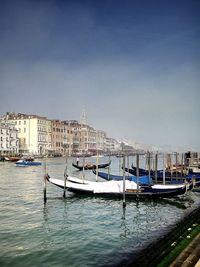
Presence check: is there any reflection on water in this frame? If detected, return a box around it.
[0,157,200,267]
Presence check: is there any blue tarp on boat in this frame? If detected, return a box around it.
[93,170,152,185]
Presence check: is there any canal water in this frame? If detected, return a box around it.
[0,156,200,267]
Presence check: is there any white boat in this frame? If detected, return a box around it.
[46,174,188,198]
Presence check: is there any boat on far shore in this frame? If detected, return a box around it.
[72,160,111,171]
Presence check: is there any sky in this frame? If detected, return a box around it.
[0,0,199,151]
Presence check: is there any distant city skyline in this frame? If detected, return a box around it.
[0,0,199,151]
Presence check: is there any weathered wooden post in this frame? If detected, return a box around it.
[82,156,85,183]
[147,151,151,184]
[63,157,68,198]
[122,155,126,208]
[43,159,47,203]
[175,152,178,177]
[96,153,99,182]
[155,153,158,184]
[107,155,110,180]
[136,153,139,198]
[163,153,166,184]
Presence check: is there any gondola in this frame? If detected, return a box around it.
[93,170,194,189]
[93,170,152,185]
[123,165,200,186]
[72,160,111,171]
[45,173,188,198]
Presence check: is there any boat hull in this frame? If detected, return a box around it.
[72,160,111,171]
[46,175,187,199]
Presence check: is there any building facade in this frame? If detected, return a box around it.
[51,120,64,156]
[1,112,123,156]
[7,113,52,155]
[0,120,19,155]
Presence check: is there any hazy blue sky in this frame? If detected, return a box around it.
[0,0,199,151]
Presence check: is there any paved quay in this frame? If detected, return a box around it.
[170,233,200,267]
[124,206,200,267]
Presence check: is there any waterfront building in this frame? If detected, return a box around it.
[2,111,125,156]
[0,119,19,155]
[51,120,64,156]
[79,124,97,154]
[63,120,78,156]
[96,130,106,153]
[7,113,52,155]
[105,137,121,154]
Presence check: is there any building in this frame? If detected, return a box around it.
[51,120,64,156]
[0,120,19,155]
[7,113,52,155]
[63,120,78,156]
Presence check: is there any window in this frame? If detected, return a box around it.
[24,121,26,125]
[24,128,26,133]
[19,121,21,125]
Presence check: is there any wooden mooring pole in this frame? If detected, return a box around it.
[136,153,139,199]
[155,153,158,184]
[63,157,68,198]
[43,159,47,203]
[122,155,126,208]
[107,155,110,180]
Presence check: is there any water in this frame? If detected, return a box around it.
[0,156,200,267]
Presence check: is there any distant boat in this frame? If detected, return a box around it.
[4,156,34,162]
[4,156,21,162]
[16,160,42,167]
[46,174,188,198]
[72,160,111,171]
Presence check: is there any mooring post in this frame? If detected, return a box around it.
[148,151,151,184]
[122,155,126,208]
[175,152,178,177]
[63,174,67,198]
[96,152,99,182]
[108,155,110,180]
[136,153,139,199]
[43,159,47,203]
[63,156,68,198]
[82,156,85,183]
[155,153,158,184]
[163,153,166,184]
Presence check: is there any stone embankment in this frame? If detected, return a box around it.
[125,206,200,267]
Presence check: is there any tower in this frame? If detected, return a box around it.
[80,107,87,125]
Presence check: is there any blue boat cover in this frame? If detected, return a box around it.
[95,171,152,185]
[131,175,152,185]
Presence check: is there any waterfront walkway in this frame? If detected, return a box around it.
[169,233,200,267]
[125,206,200,267]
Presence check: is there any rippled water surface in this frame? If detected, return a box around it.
[0,156,200,267]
